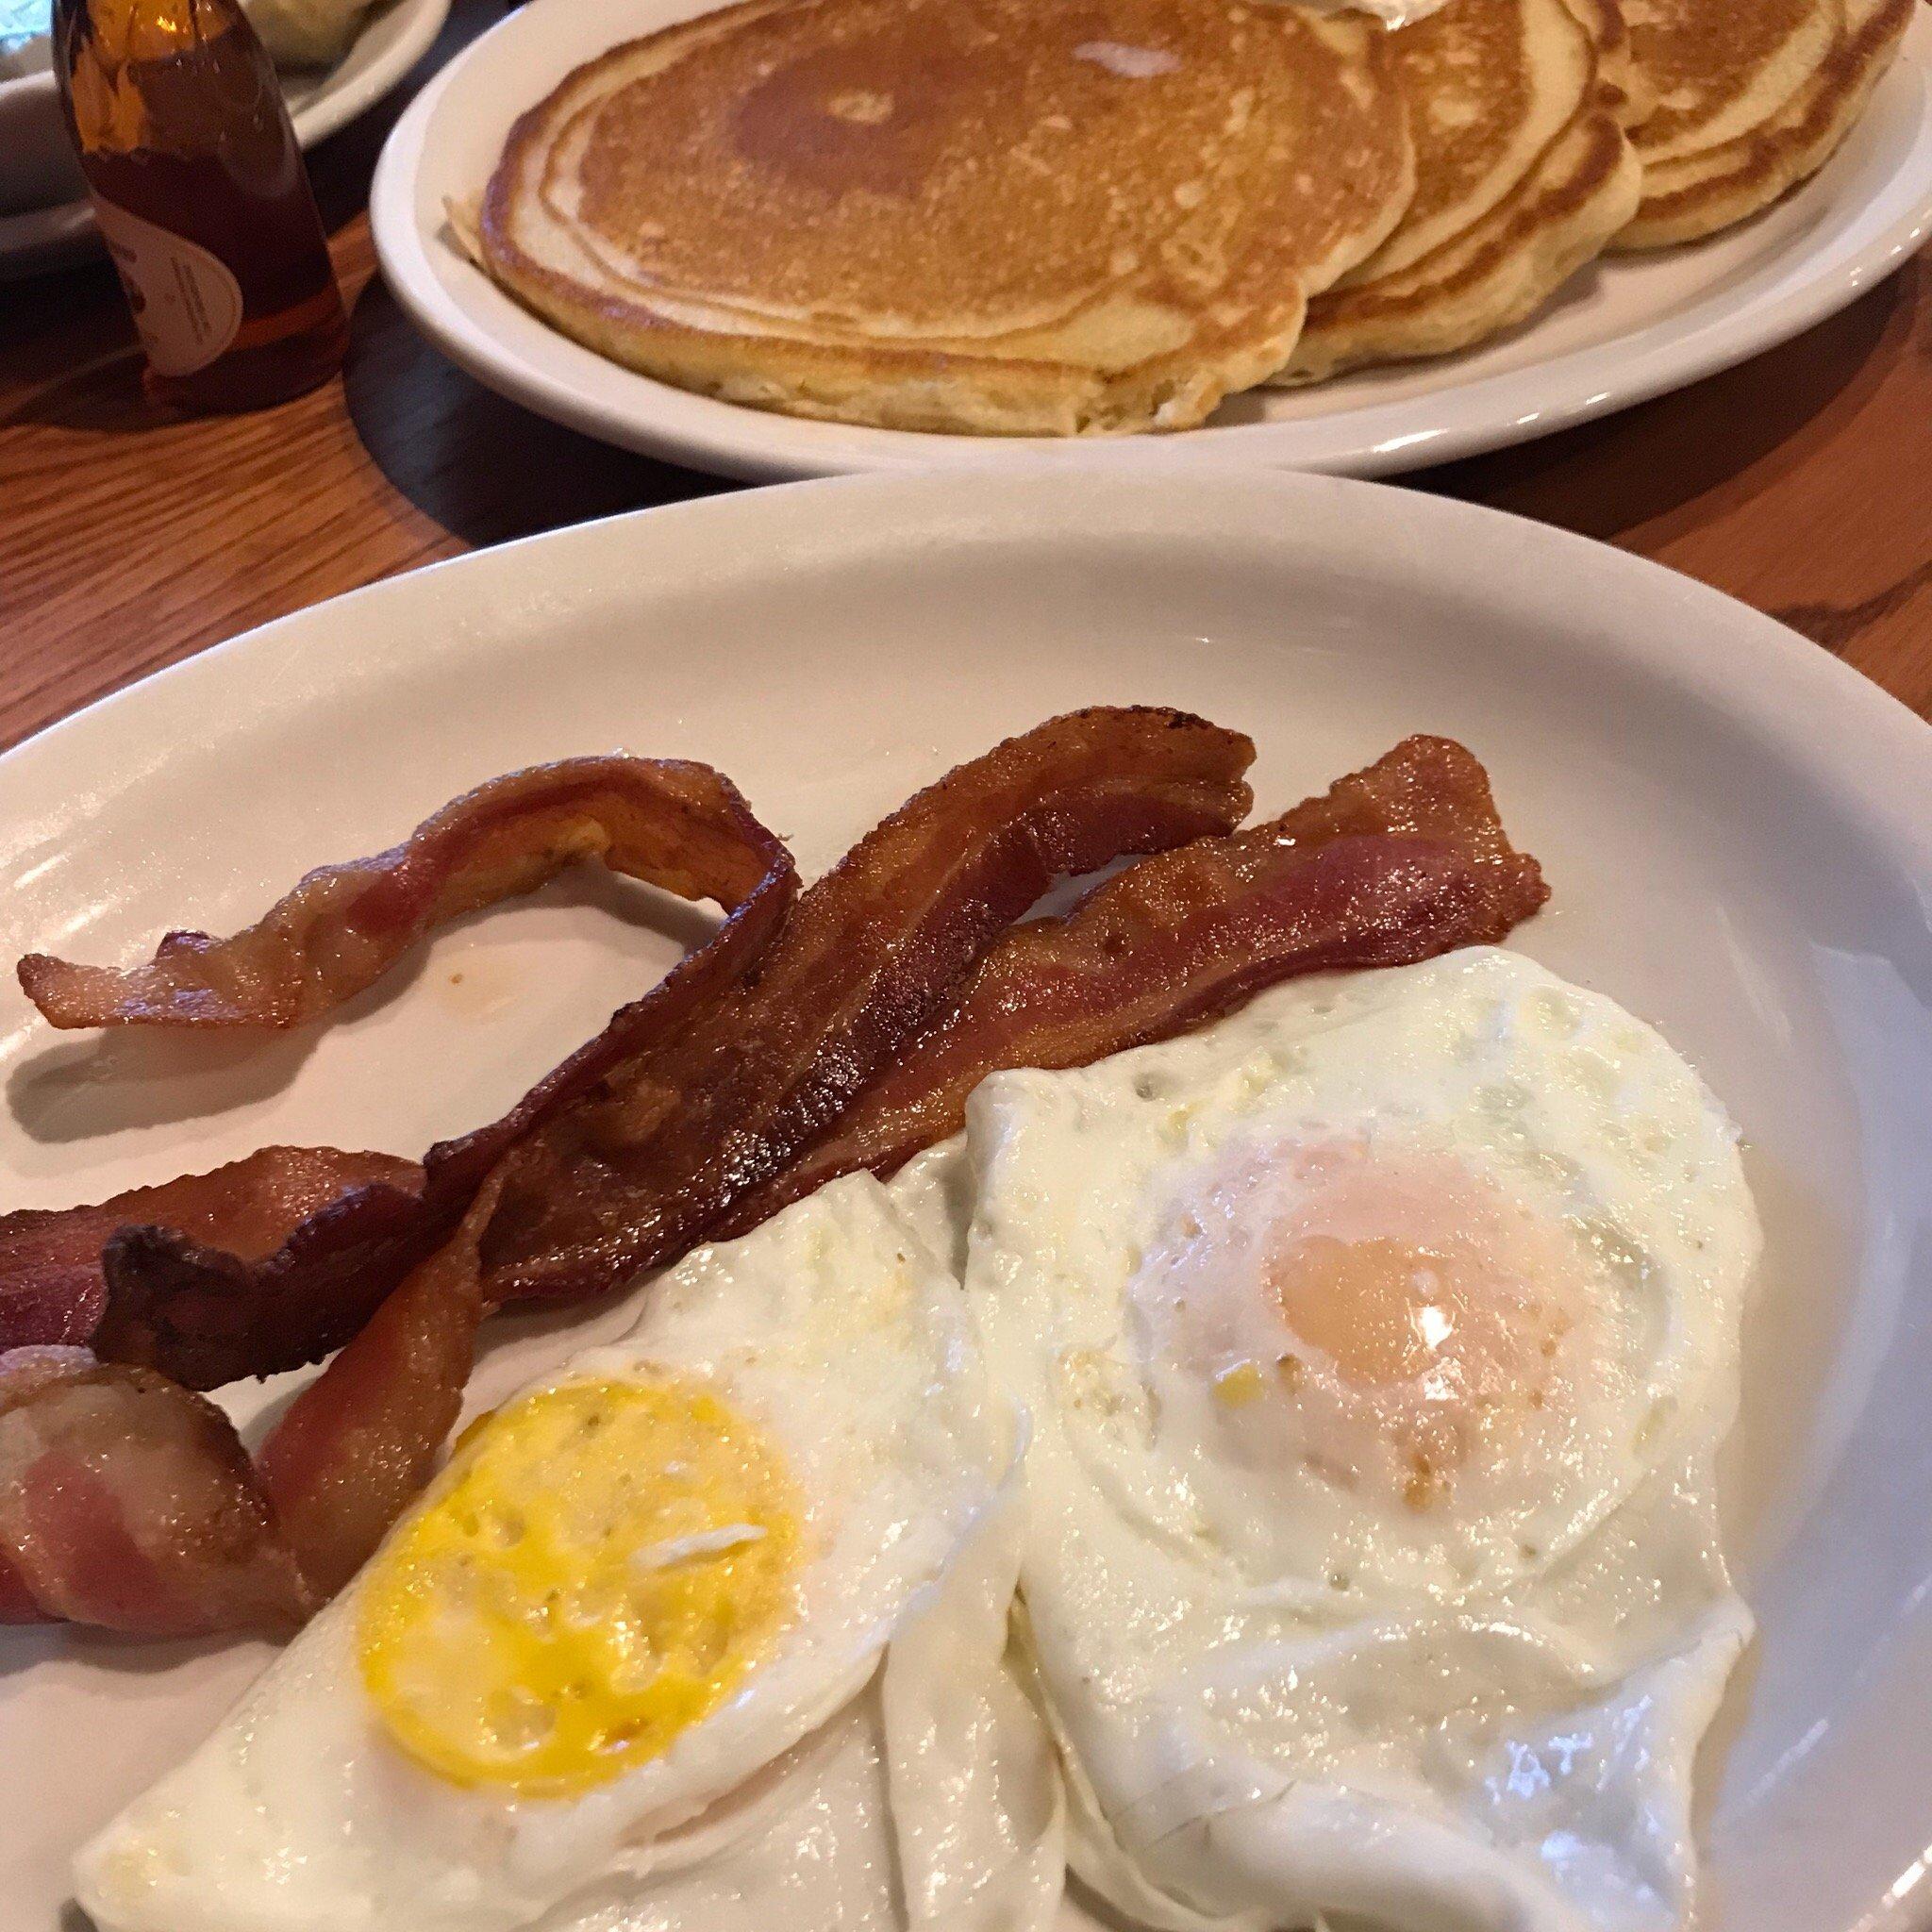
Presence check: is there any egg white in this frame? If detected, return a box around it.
[539,1385,1062,1932]
[961,949,1757,1932]
[76,1172,1052,1932]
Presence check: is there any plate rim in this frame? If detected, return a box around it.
[7,464,1931,852]
[368,2,1932,481]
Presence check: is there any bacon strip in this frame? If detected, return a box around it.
[716,736,1548,1232]
[0,728,1548,1635]
[18,758,784,1030]
[1,760,796,1389]
[0,1346,312,1633]
[0,712,1251,1624]
[258,1177,502,1598]
[251,708,1252,1590]
[0,1148,421,1361]
[0,756,796,1626]
[479,708,1255,1301]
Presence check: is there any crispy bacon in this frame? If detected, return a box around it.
[479,708,1255,1301]
[0,1346,312,1633]
[1,760,796,1389]
[0,711,1252,1627]
[0,1148,421,1361]
[717,737,1548,1232]
[0,1548,41,1624]
[18,758,786,1030]
[242,708,1250,1586]
[0,727,1550,1637]
[236,708,1250,1591]
[258,1178,501,1597]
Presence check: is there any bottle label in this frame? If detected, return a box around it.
[92,200,245,378]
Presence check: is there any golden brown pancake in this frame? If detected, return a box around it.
[1617,0,1911,247]
[476,0,1415,435]
[1623,0,1836,164]
[1283,0,1640,383]
[1564,0,1657,125]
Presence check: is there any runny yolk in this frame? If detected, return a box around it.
[358,1377,799,1794]
[1268,1234,1462,1387]
[1257,1148,1580,1510]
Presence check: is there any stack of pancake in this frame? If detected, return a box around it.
[1616,0,1913,248]
[475,0,1913,434]
[1281,0,1643,383]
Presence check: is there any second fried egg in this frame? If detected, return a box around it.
[965,946,1757,1932]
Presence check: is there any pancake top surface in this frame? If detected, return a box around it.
[499,0,1411,339]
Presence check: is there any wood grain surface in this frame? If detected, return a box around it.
[2,0,1929,752]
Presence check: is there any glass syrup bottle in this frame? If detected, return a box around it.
[53,0,349,411]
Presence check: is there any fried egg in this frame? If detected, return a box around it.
[962,948,1757,1932]
[76,1173,1061,1932]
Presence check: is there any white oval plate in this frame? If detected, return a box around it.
[0,0,449,280]
[370,0,1932,480]
[4,470,1932,1932]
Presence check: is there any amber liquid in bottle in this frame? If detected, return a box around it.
[54,0,348,411]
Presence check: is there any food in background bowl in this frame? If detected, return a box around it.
[246,0,390,65]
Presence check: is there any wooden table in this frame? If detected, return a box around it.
[4,0,1930,751]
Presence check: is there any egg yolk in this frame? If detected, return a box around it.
[1255,1146,1581,1510]
[358,1377,799,1795]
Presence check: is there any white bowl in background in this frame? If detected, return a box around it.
[0,0,449,278]
[0,31,83,221]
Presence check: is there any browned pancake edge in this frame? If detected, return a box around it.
[1286,102,1640,380]
[1616,0,1912,246]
